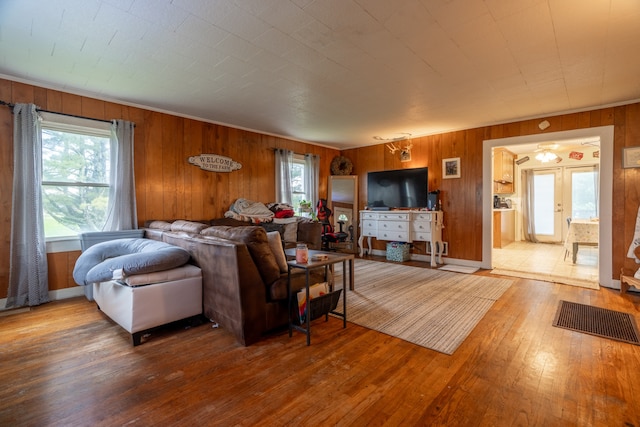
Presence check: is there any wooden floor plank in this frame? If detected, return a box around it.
[1,258,640,426]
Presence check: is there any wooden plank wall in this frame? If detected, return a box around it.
[0,78,339,299]
[1,76,639,300]
[342,104,640,276]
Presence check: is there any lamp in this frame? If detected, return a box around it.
[535,150,557,162]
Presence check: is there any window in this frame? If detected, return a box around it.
[570,168,599,219]
[290,154,307,208]
[275,150,318,214]
[40,115,112,238]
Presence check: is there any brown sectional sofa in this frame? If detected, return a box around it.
[144,219,324,345]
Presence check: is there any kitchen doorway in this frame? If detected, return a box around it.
[492,164,600,287]
[482,126,613,288]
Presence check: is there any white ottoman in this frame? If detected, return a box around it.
[93,264,203,345]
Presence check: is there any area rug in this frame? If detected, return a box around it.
[553,300,640,345]
[332,260,513,355]
[438,264,479,274]
[490,268,599,290]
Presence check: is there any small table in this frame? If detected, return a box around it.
[564,219,599,263]
[285,249,354,345]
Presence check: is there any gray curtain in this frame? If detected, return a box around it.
[103,119,137,230]
[275,148,293,204]
[521,169,538,243]
[6,103,50,308]
[304,153,320,206]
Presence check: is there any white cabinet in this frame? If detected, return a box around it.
[358,210,444,266]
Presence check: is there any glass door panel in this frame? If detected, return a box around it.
[533,169,563,242]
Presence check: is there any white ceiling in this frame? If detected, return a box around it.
[1,0,639,150]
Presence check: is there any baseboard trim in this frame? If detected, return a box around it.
[0,286,86,311]
[366,249,482,269]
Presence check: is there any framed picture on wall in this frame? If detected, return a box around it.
[622,146,640,168]
[442,157,460,179]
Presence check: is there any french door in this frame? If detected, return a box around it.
[532,168,563,242]
[530,165,599,243]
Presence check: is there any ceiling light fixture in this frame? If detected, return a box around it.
[373,133,412,142]
[374,133,413,162]
[535,150,558,162]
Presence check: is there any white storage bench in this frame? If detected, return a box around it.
[93,264,203,346]
[75,231,203,345]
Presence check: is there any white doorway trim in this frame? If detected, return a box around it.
[482,126,613,288]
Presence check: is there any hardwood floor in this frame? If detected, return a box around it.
[2,258,640,426]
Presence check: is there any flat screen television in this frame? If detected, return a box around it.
[366,167,428,210]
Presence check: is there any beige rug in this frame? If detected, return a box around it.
[490,268,599,290]
[332,260,513,355]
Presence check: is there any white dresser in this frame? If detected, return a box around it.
[358,210,444,266]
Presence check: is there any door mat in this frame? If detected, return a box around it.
[553,300,640,345]
[437,265,479,274]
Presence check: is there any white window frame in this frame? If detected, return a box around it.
[39,112,112,251]
[290,154,307,203]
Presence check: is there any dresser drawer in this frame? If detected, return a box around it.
[378,230,410,241]
[361,219,378,230]
[413,212,435,221]
[412,221,432,233]
[362,212,378,220]
[378,212,410,221]
[412,231,432,241]
[378,221,409,233]
[362,226,377,237]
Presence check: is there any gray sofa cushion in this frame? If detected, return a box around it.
[73,238,191,285]
[171,220,209,234]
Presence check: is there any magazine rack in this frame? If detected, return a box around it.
[298,289,342,323]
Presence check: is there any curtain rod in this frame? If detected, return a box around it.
[0,99,114,125]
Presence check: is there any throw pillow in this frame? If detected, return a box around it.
[282,222,298,243]
[267,231,288,273]
[170,220,209,234]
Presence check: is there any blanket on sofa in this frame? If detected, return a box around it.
[224,199,295,223]
[224,198,274,223]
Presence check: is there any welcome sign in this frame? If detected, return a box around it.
[188,154,242,172]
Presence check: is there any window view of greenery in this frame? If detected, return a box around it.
[41,127,111,238]
[571,171,598,219]
[290,161,306,209]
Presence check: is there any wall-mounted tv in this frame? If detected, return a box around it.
[366,167,428,210]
